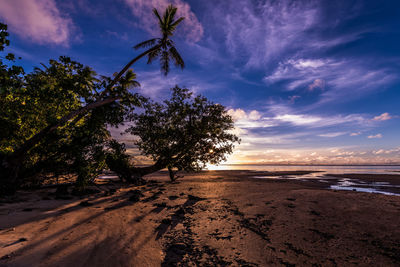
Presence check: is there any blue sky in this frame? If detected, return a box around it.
[1,0,400,164]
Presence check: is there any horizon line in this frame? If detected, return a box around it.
[218,164,400,167]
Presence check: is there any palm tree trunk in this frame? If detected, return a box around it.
[2,45,161,193]
[129,159,167,177]
[109,159,167,185]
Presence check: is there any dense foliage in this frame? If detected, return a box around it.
[0,24,142,192]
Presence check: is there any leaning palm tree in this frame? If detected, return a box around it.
[3,5,185,192]
[106,4,185,91]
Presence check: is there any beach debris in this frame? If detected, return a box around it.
[3,238,28,248]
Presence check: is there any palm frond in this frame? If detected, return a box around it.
[168,5,177,18]
[152,8,163,25]
[169,17,185,32]
[40,63,49,71]
[165,39,175,48]
[131,81,140,88]
[163,5,171,25]
[147,49,160,64]
[124,69,137,81]
[169,47,184,69]
[133,38,158,50]
[160,50,170,76]
[121,69,140,88]
[167,5,177,25]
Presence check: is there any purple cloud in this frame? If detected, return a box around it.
[372,112,392,121]
[207,1,368,69]
[367,133,382,139]
[0,0,75,46]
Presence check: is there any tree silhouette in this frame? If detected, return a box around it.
[107,86,239,182]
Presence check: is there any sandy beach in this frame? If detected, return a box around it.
[1,170,400,266]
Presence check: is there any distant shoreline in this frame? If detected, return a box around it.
[217,164,400,166]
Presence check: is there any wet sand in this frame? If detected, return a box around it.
[1,170,400,266]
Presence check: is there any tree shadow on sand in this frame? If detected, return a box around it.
[0,183,168,265]
[155,195,204,240]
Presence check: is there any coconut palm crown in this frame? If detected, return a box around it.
[134,5,185,75]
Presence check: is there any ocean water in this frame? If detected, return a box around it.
[208,164,400,196]
[207,164,400,174]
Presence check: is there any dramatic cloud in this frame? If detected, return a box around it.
[264,57,396,104]
[227,109,271,128]
[275,114,321,126]
[373,112,392,121]
[273,113,367,128]
[0,0,74,45]
[212,1,321,68]
[368,134,382,139]
[227,109,261,122]
[209,1,369,69]
[227,109,247,121]
[123,0,203,42]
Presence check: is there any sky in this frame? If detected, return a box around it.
[1,0,400,165]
